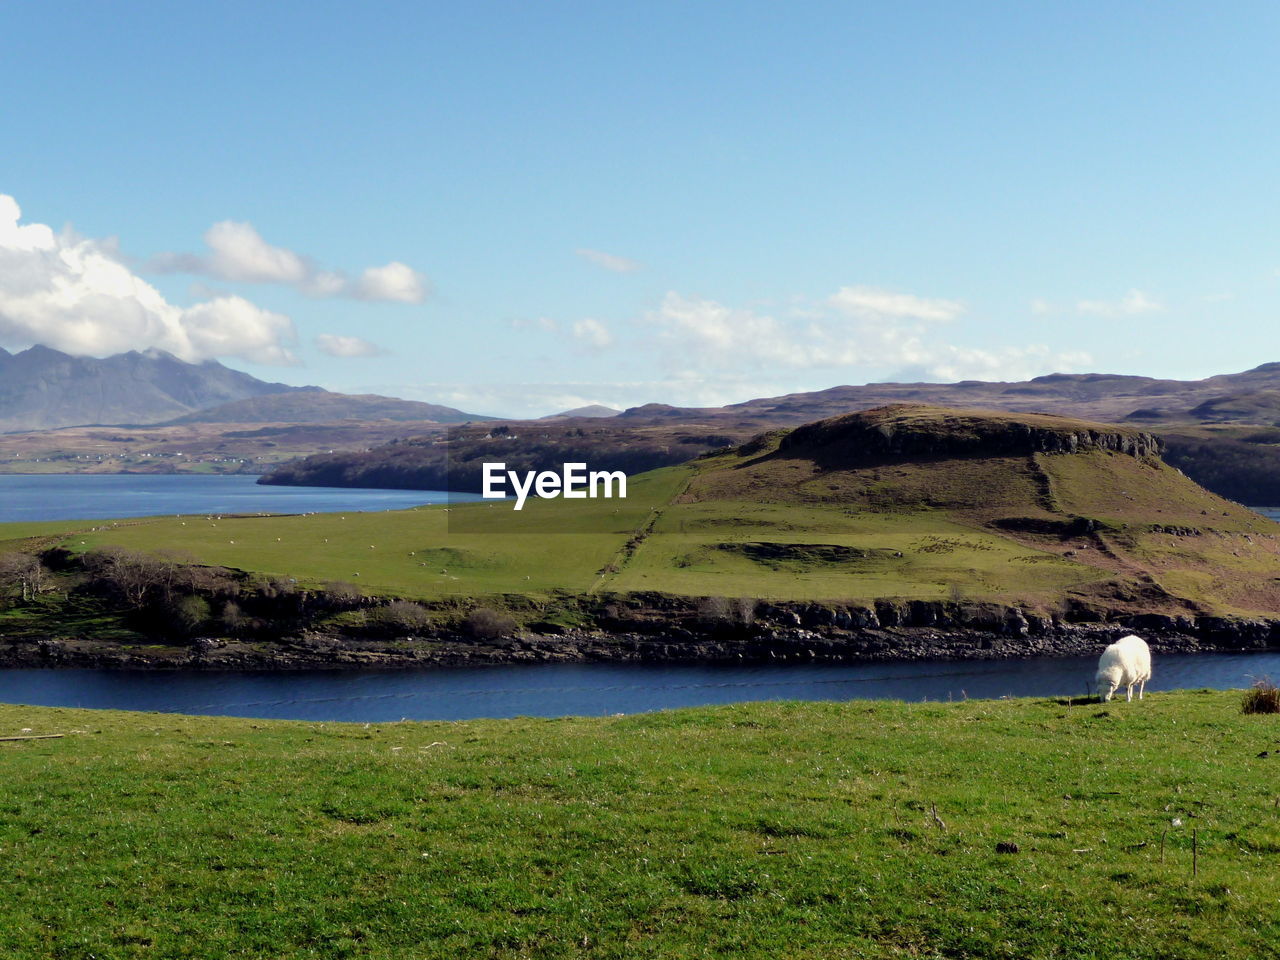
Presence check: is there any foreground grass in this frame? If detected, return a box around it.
[2,692,1278,958]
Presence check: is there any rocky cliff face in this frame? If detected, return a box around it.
[779,405,1164,462]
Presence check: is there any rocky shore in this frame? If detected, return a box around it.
[4,603,1278,671]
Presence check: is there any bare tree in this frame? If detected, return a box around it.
[82,547,171,606]
[0,553,50,603]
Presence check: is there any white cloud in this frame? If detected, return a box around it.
[0,194,297,365]
[316,333,386,358]
[652,292,859,370]
[828,285,964,322]
[1030,298,1053,315]
[150,220,430,304]
[643,287,1090,383]
[203,220,309,284]
[182,297,298,366]
[354,261,429,303]
[894,344,1095,384]
[571,317,613,349]
[576,248,642,273]
[1076,289,1162,317]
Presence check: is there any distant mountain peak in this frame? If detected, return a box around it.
[0,348,306,433]
[540,404,622,420]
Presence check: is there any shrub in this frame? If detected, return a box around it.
[221,601,246,635]
[1242,678,1280,714]
[323,581,364,608]
[370,600,433,634]
[166,595,211,637]
[463,607,517,640]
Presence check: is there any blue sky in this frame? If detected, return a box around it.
[1,1,1277,416]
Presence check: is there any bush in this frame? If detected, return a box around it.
[221,601,246,635]
[323,581,364,608]
[462,607,517,640]
[166,595,211,637]
[370,600,433,634]
[1242,678,1280,714]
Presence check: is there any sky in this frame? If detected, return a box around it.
[1,1,1278,418]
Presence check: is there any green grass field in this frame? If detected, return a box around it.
[14,465,1110,608]
[46,467,690,600]
[2,692,1278,958]
[5,405,1280,618]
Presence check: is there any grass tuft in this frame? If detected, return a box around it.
[1242,677,1280,714]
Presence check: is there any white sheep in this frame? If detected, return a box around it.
[1095,634,1152,702]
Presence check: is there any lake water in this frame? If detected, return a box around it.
[0,477,1276,721]
[1,653,1277,722]
[0,473,479,522]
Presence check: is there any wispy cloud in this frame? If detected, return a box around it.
[575,248,643,273]
[0,194,297,365]
[149,220,430,303]
[571,317,614,350]
[528,283,1091,385]
[316,334,386,358]
[1076,289,1162,317]
[828,285,964,322]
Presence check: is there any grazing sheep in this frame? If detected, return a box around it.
[1095,634,1152,702]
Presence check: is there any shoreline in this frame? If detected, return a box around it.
[4,617,1277,671]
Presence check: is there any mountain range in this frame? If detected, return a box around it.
[7,344,1280,503]
[0,345,482,432]
[262,362,1280,504]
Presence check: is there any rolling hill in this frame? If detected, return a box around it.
[53,405,1280,622]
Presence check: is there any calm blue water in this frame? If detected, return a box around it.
[1,653,1277,722]
[0,473,480,522]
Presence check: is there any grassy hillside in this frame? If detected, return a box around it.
[7,405,1280,623]
[1,692,1277,958]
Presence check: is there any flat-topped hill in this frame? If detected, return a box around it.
[660,405,1280,616]
[779,405,1163,461]
[688,404,1220,520]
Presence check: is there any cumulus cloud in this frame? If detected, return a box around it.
[0,194,297,364]
[1076,289,1162,317]
[354,261,429,303]
[316,333,386,358]
[576,248,643,273]
[149,220,430,303]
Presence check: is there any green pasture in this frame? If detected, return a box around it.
[1,692,1277,959]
